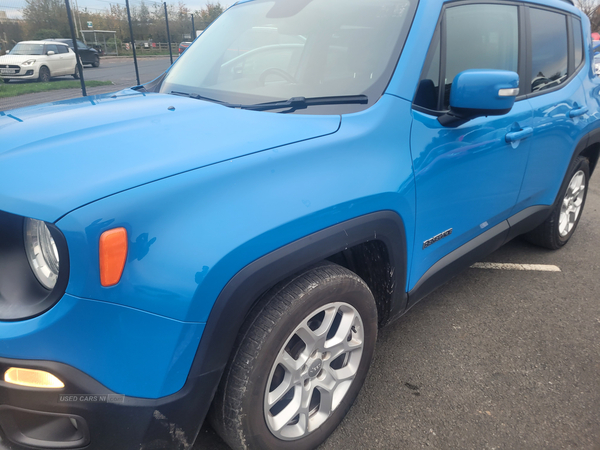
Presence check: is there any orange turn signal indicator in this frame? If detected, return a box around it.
[99,227,128,287]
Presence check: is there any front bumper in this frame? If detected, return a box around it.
[1,67,38,80]
[0,357,222,450]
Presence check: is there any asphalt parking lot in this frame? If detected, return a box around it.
[194,175,600,449]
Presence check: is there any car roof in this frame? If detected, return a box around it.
[19,40,69,46]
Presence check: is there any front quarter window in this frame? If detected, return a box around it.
[160,0,417,113]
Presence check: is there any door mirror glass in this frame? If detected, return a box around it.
[439,69,519,126]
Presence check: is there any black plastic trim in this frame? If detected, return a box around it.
[0,357,221,450]
[187,211,408,382]
[407,220,510,308]
[406,204,555,309]
[504,205,552,242]
[0,211,70,321]
[0,405,90,449]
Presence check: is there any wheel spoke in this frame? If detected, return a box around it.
[267,370,294,407]
[270,386,302,432]
[295,326,323,357]
[280,350,304,377]
[325,307,356,348]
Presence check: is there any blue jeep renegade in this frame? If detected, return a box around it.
[0,0,598,448]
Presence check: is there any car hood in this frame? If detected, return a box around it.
[0,90,340,222]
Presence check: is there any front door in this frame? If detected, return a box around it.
[409,2,532,290]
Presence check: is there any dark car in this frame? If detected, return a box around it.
[178,41,191,55]
[44,39,100,67]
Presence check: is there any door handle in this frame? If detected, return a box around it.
[569,106,588,118]
[505,127,533,143]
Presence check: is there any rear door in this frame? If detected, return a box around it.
[516,8,589,209]
[55,44,74,75]
[409,2,532,290]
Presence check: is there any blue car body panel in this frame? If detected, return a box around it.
[0,0,599,447]
[0,293,205,398]
[57,94,415,324]
[0,91,340,223]
[409,100,533,289]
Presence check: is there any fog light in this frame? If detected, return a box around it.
[4,368,64,389]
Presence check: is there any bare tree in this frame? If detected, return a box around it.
[575,0,600,32]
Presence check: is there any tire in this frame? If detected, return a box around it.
[92,55,100,67]
[38,66,50,83]
[209,262,378,450]
[72,65,80,79]
[524,156,590,249]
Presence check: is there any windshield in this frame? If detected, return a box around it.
[10,43,44,56]
[161,0,417,113]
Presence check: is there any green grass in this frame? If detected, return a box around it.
[0,80,113,98]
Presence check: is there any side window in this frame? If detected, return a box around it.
[529,8,568,92]
[414,4,519,111]
[573,18,584,69]
[45,44,58,55]
[444,4,519,109]
[56,45,68,54]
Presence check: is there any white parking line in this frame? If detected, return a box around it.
[471,262,561,272]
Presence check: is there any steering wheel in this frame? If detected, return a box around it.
[258,67,296,85]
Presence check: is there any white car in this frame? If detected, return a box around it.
[0,41,79,83]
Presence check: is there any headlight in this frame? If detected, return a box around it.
[21,59,36,66]
[24,218,60,290]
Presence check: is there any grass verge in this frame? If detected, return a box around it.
[0,80,114,98]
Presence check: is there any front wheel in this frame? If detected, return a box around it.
[524,156,589,249]
[38,66,50,82]
[209,262,378,450]
[92,55,100,67]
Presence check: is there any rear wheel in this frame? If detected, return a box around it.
[209,262,378,450]
[524,156,589,249]
[72,64,80,79]
[38,66,50,82]
[92,55,100,67]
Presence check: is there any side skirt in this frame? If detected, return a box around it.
[399,205,552,319]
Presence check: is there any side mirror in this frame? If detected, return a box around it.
[47,50,55,55]
[5,49,9,54]
[439,69,519,127]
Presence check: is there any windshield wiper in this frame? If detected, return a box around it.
[170,91,230,105]
[239,95,368,111]
[169,92,368,111]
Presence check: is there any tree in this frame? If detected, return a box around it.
[194,2,224,30]
[23,0,70,38]
[33,28,61,39]
[575,0,600,32]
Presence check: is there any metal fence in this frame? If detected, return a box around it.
[0,0,206,112]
